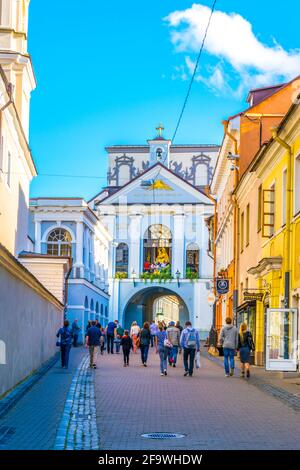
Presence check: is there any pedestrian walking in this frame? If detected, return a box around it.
[86,320,102,369]
[86,321,92,335]
[120,330,133,366]
[106,319,118,354]
[130,321,140,353]
[115,323,124,354]
[150,320,159,348]
[238,323,255,378]
[139,322,151,366]
[219,317,239,377]
[56,320,73,369]
[166,321,180,367]
[100,327,106,355]
[176,320,183,354]
[156,322,169,376]
[180,321,200,377]
[71,319,80,347]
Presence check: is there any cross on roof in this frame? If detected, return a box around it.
[156,123,164,137]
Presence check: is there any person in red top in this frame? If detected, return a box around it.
[144,260,150,271]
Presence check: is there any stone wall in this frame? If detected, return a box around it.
[0,244,63,397]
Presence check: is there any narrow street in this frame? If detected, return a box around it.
[1,347,300,450]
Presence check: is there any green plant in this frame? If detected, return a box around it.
[141,267,173,283]
[115,271,128,279]
[186,267,199,281]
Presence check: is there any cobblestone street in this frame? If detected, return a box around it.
[1,346,300,450]
[95,348,300,450]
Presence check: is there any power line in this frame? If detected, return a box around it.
[172,0,217,143]
[150,0,217,194]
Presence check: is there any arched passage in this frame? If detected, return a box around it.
[122,287,189,330]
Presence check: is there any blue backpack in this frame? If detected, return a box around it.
[186,329,197,348]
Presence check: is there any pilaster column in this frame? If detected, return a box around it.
[105,215,116,278]
[35,220,41,253]
[75,221,84,277]
[128,214,142,277]
[172,214,185,278]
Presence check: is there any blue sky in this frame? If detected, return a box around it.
[28,0,300,200]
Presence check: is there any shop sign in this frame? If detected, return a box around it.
[243,291,264,302]
[216,279,230,295]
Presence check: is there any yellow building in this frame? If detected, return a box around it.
[246,100,300,371]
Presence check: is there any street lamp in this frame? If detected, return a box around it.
[176,270,181,288]
[132,269,137,287]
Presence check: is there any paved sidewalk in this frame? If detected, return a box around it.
[203,349,300,411]
[95,348,300,450]
[0,347,86,450]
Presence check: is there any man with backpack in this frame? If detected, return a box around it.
[180,321,200,377]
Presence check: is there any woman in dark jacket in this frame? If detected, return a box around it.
[120,330,133,366]
[57,320,73,369]
[139,322,151,367]
[238,323,255,378]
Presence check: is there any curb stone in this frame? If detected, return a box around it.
[54,354,99,450]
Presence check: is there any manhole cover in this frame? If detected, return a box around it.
[141,433,186,440]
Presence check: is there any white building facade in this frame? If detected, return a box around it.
[29,198,112,341]
[89,130,220,338]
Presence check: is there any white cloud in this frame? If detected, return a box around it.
[165,3,300,95]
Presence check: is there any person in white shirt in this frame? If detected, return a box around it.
[130,321,140,353]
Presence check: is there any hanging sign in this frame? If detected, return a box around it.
[216,279,230,295]
[243,291,264,302]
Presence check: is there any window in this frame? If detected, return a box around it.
[240,212,244,253]
[156,148,163,160]
[143,224,172,271]
[257,185,262,232]
[186,243,199,275]
[282,169,287,225]
[6,152,11,187]
[246,204,250,247]
[263,184,275,237]
[47,228,72,257]
[115,243,128,274]
[295,155,300,215]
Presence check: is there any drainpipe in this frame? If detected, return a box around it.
[272,128,292,309]
[205,193,217,327]
[223,120,239,323]
[64,258,73,320]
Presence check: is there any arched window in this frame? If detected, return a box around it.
[186,243,199,274]
[95,302,99,320]
[116,243,129,274]
[101,304,104,316]
[47,228,72,257]
[143,224,172,271]
[105,306,108,318]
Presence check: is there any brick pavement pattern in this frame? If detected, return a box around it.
[95,349,300,450]
[0,347,86,450]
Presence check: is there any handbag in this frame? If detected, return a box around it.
[164,338,173,348]
[208,345,219,357]
[195,351,201,369]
